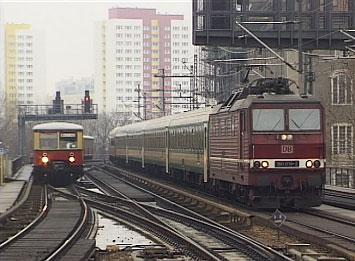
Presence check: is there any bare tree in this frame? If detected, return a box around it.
[81,112,132,159]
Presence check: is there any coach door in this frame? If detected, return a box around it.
[165,126,169,174]
[239,111,246,160]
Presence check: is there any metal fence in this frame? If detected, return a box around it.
[326,167,355,189]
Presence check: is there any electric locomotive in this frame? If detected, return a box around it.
[32,122,84,186]
[209,78,325,208]
[109,78,325,209]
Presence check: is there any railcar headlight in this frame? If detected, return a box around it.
[261,161,269,169]
[281,134,287,140]
[253,161,261,168]
[314,160,321,168]
[305,160,313,168]
[41,153,49,164]
[287,134,293,140]
[68,152,75,163]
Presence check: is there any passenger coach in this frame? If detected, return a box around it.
[32,122,84,186]
[83,135,95,160]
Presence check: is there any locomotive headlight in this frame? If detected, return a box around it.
[41,154,49,164]
[305,160,313,168]
[253,161,261,168]
[281,134,293,140]
[261,161,269,169]
[314,160,321,168]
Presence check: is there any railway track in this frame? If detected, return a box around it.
[94,164,355,260]
[280,208,355,258]
[0,177,44,244]
[323,187,355,210]
[0,184,94,260]
[82,166,292,261]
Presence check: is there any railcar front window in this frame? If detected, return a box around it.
[59,133,78,149]
[253,109,284,131]
[289,109,320,130]
[39,133,57,149]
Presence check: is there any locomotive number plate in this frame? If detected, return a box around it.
[275,161,299,167]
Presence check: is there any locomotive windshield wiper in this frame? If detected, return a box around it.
[298,110,314,128]
[271,118,281,130]
[291,119,301,130]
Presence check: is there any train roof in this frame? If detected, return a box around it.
[233,94,322,110]
[168,106,213,127]
[109,126,121,138]
[212,93,322,114]
[33,122,83,131]
[212,77,322,113]
[114,107,213,137]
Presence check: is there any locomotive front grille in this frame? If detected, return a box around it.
[281,176,294,187]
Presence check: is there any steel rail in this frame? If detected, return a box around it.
[88,197,225,260]
[0,176,35,224]
[85,166,292,261]
[83,171,225,260]
[0,184,49,249]
[43,186,90,261]
[287,213,355,245]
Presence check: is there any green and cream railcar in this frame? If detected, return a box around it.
[167,107,212,183]
[115,121,147,165]
[112,107,213,182]
[109,126,120,162]
[143,115,173,170]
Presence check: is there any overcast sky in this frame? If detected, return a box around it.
[1,0,192,93]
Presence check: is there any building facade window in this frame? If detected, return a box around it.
[332,123,353,155]
[331,73,353,105]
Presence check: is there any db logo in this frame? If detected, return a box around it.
[281,145,293,154]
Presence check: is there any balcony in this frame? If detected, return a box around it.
[193,0,355,50]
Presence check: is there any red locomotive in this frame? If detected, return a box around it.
[109,78,325,208]
[32,122,84,186]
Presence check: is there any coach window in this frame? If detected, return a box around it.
[217,120,221,136]
[253,109,284,131]
[40,133,57,149]
[59,133,77,149]
[231,116,235,135]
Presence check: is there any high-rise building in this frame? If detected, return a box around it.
[4,24,45,116]
[94,7,194,120]
[0,5,4,103]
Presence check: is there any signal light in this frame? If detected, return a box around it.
[84,90,91,113]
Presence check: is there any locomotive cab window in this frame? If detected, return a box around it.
[59,133,77,149]
[289,109,320,130]
[253,109,284,131]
